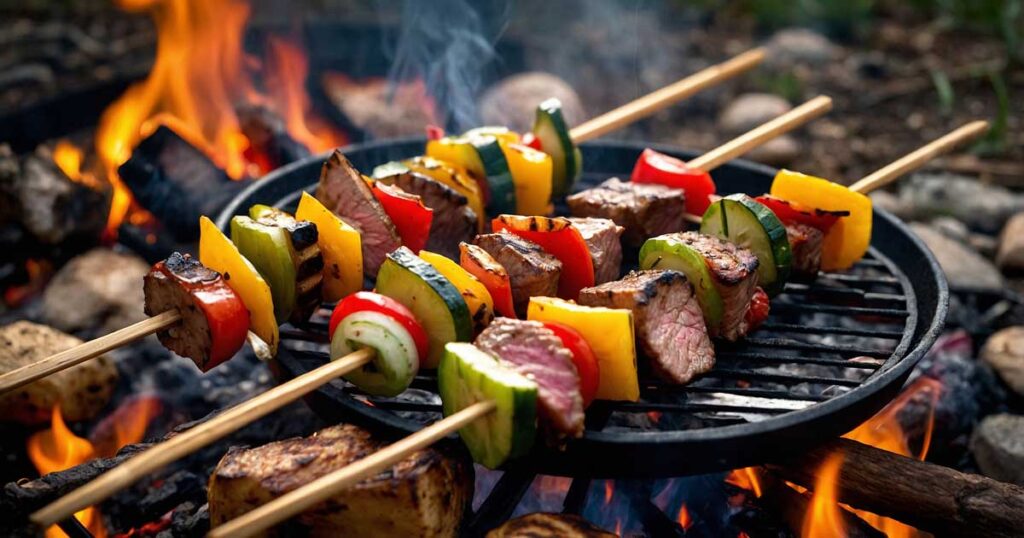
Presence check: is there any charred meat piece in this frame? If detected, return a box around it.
[786,223,824,281]
[475,318,584,442]
[474,232,562,317]
[568,217,624,284]
[580,270,714,384]
[143,252,250,371]
[674,232,760,341]
[209,423,472,537]
[487,513,617,538]
[567,178,686,247]
[316,150,401,277]
[377,170,477,260]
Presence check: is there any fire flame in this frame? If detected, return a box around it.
[27,406,105,538]
[677,503,693,530]
[802,455,845,538]
[53,141,101,190]
[264,37,346,154]
[726,467,762,498]
[90,395,163,458]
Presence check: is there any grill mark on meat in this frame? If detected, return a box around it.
[580,270,714,384]
[474,233,561,317]
[315,150,400,277]
[567,178,686,247]
[786,223,824,281]
[568,217,623,285]
[475,318,584,443]
[378,171,477,260]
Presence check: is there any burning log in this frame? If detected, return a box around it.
[118,125,247,242]
[757,473,884,538]
[237,104,311,172]
[766,438,1024,538]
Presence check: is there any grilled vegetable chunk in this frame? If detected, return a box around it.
[143,252,249,371]
[209,423,472,537]
[376,170,478,260]
[580,270,714,384]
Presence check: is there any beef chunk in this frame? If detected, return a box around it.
[786,223,824,281]
[474,232,562,317]
[568,217,623,284]
[567,178,686,247]
[377,171,477,260]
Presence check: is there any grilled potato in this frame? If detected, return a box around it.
[209,423,472,537]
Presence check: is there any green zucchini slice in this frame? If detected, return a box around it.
[700,194,792,296]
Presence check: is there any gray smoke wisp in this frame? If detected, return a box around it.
[385,0,511,132]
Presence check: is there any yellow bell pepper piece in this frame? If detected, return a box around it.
[295,192,363,302]
[527,296,638,402]
[419,250,494,334]
[198,216,279,355]
[770,169,873,271]
[501,143,553,216]
[403,156,485,231]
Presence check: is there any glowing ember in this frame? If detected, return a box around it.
[27,406,106,538]
[677,503,693,529]
[604,480,614,504]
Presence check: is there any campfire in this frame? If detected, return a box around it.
[2,1,1022,538]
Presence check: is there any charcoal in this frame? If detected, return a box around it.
[118,126,247,242]
[237,104,310,171]
[164,501,209,538]
[107,470,205,531]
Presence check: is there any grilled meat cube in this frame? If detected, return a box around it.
[567,178,686,247]
[672,232,759,341]
[786,222,824,281]
[316,150,400,277]
[580,270,714,384]
[568,217,624,284]
[0,321,118,425]
[209,423,472,538]
[487,513,616,538]
[378,170,477,260]
[475,318,584,442]
[474,232,562,317]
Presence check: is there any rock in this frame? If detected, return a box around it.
[971,414,1024,486]
[981,327,1024,396]
[322,75,436,139]
[909,223,1004,290]
[0,145,20,225]
[869,190,904,217]
[997,212,1024,274]
[766,28,837,66]
[744,135,800,167]
[479,72,584,134]
[718,93,792,134]
[929,216,970,243]
[42,248,149,334]
[894,173,1024,233]
[0,321,118,425]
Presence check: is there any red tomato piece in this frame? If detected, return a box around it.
[630,148,716,215]
[491,215,595,300]
[372,182,433,253]
[460,242,517,318]
[744,287,770,331]
[520,131,544,151]
[425,124,445,140]
[329,291,430,360]
[541,321,600,407]
[754,195,848,233]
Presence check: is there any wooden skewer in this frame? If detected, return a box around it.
[206,400,496,538]
[849,120,989,194]
[569,47,766,143]
[0,310,181,395]
[30,347,375,529]
[687,95,833,172]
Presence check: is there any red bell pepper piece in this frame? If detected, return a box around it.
[371,182,433,253]
[744,287,770,331]
[754,195,848,233]
[630,148,716,215]
[425,124,445,141]
[520,131,543,151]
[541,321,600,407]
[491,215,595,300]
[329,291,430,360]
[459,242,517,318]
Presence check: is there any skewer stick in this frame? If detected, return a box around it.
[0,310,181,395]
[569,48,766,143]
[30,348,375,529]
[207,400,497,538]
[849,120,989,194]
[687,95,833,172]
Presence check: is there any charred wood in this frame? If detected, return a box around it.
[758,472,885,538]
[237,104,311,171]
[766,438,1024,538]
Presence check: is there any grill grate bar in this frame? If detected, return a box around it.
[716,351,883,369]
[643,383,832,402]
[815,273,900,287]
[705,368,863,387]
[783,283,906,303]
[769,302,910,317]
[756,322,905,339]
[613,401,807,415]
[738,337,894,357]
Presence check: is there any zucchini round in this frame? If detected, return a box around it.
[331,310,419,396]
[426,134,517,215]
[639,235,725,331]
[532,98,580,197]
[700,194,792,296]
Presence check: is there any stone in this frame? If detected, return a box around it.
[42,247,149,334]
[766,28,837,66]
[479,72,585,134]
[718,93,792,135]
[0,321,118,425]
[971,414,1024,486]
[981,326,1024,396]
[744,135,800,167]
[322,76,436,139]
[997,212,1024,273]
[909,223,1004,290]
[869,190,904,217]
[929,216,970,243]
[894,173,1024,233]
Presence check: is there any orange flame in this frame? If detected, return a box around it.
[604,480,614,504]
[726,467,763,498]
[53,141,102,190]
[677,503,693,530]
[801,377,942,538]
[91,395,163,458]
[27,406,106,538]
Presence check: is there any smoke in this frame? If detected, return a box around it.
[384,0,511,132]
